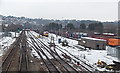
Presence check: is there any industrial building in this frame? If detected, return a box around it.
[78,37,107,50]
[107,38,120,60]
[107,46,120,58]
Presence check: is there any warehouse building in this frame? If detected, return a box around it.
[107,38,120,60]
[107,46,120,60]
[78,37,107,50]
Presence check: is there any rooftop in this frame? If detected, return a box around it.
[81,37,106,41]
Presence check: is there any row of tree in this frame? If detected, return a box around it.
[2,24,23,32]
[45,22,104,33]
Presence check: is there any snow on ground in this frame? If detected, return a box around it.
[0,37,15,56]
[27,31,53,59]
[31,31,120,71]
[10,32,20,38]
[0,32,20,56]
[48,33,78,45]
[30,31,39,37]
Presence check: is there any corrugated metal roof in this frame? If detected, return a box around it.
[81,37,106,41]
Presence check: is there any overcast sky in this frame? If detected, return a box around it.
[0,0,119,21]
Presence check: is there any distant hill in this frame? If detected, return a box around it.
[103,21,118,25]
[1,15,118,30]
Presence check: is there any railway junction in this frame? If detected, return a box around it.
[2,30,94,73]
[1,30,120,73]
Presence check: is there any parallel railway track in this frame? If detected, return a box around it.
[2,31,29,73]
[2,31,23,73]
[41,32,94,73]
[2,46,18,73]
[2,30,96,73]
[28,31,81,73]
[18,31,29,73]
[55,46,93,73]
[27,32,60,73]
[36,38,80,73]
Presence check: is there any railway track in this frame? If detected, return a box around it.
[27,32,61,73]
[36,38,80,73]
[2,30,94,73]
[27,40,50,73]
[2,30,30,73]
[18,31,29,73]
[2,45,18,73]
[2,31,23,73]
[28,31,81,73]
[30,31,96,73]
[55,46,93,73]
